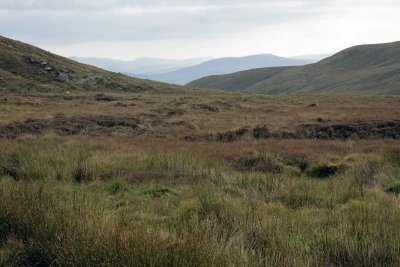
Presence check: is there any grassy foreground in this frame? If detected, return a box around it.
[1,137,400,266]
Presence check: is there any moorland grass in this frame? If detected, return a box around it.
[1,138,400,266]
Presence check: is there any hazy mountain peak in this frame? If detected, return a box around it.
[146,54,309,85]
[70,56,212,75]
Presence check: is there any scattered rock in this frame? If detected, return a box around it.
[44,66,53,71]
[78,74,102,84]
[58,73,69,81]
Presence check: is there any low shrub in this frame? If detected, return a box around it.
[237,152,285,173]
[383,176,400,196]
[215,127,250,142]
[384,180,400,196]
[385,149,400,166]
[107,179,129,195]
[306,162,347,178]
[252,125,270,139]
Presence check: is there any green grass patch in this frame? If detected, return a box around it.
[139,186,179,198]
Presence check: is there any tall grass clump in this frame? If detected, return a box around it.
[1,137,400,266]
[0,179,224,266]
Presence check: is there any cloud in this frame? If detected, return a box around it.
[0,0,313,10]
[0,0,399,59]
[0,1,323,44]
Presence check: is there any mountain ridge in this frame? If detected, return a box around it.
[188,41,400,95]
[74,54,311,85]
[0,35,183,93]
[70,56,211,75]
[149,54,309,84]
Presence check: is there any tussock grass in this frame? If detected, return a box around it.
[1,137,400,266]
[306,162,348,178]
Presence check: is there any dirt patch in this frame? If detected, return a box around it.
[295,120,400,139]
[212,100,242,110]
[15,94,89,101]
[0,115,145,138]
[168,121,199,130]
[191,104,220,112]
[185,127,250,142]
[169,97,193,107]
[114,102,128,107]
[184,120,400,142]
[185,125,269,142]
[94,94,117,101]
[137,107,187,128]
[150,107,186,117]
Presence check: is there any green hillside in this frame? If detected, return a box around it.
[188,41,400,95]
[186,67,290,91]
[0,35,182,93]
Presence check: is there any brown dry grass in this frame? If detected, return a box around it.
[1,92,400,134]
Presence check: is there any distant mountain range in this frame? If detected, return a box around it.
[188,41,400,95]
[72,54,314,85]
[70,56,211,76]
[147,54,310,84]
[3,34,399,95]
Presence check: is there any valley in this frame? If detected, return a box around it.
[1,35,400,266]
[189,41,400,95]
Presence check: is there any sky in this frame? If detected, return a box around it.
[0,0,399,60]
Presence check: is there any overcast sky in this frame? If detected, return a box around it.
[0,0,399,60]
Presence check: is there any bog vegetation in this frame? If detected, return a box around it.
[0,90,400,266]
[1,35,400,266]
[1,137,400,266]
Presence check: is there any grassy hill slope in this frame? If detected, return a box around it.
[188,41,400,95]
[185,67,290,91]
[0,35,182,93]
